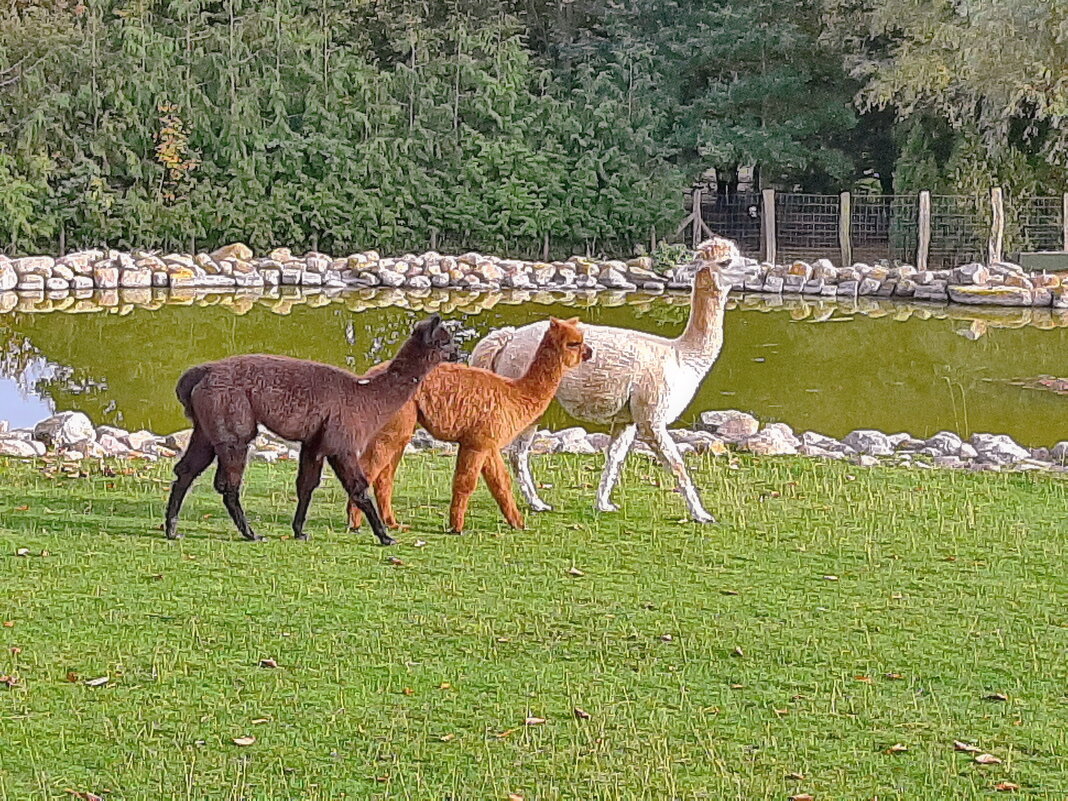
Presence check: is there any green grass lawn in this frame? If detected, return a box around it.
[1,451,1066,800]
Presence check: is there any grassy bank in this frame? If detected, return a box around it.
[1,452,1066,799]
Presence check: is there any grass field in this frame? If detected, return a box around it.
[1,450,1066,800]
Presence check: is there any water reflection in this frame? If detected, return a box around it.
[1,287,1067,445]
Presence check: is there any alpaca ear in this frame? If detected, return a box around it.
[548,317,561,328]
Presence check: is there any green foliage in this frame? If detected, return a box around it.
[0,2,683,257]
[828,0,1068,195]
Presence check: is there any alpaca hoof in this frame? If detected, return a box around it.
[529,501,553,512]
[245,532,265,542]
[691,512,717,524]
[596,501,620,513]
[378,535,398,546]
[294,532,309,541]
[165,528,182,540]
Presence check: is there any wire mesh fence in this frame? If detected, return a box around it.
[1008,195,1063,253]
[681,188,1067,267]
[775,194,839,262]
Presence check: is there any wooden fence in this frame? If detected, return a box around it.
[677,188,1068,269]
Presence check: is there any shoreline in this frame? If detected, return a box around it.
[3,243,1066,310]
[2,408,1064,475]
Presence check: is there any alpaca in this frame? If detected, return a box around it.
[349,317,591,533]
[469,237,742,523]
[164,315,457,545]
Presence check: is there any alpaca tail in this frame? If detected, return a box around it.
[469,326,516,373]
[175,364,210,421]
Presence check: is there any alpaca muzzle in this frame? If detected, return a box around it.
[582,344,593,361]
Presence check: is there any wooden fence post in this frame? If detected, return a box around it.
[761,188,777,265]
[542,232,549,261]
[988,187,1004,264]
[691,187,703,248]
[838,191,852,268]
[1063,193,1068,252]
[917,190,931,271]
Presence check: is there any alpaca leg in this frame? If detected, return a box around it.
[292,447,324,540]
[482,450,525,529]
[374,446,406,529]
[330,455,395,546]
[596,424,637,513]
[507,425,552,512]
[450,446,488,533]
[164,427,215,539]
[214,442,261,541]
[646,424,715,524]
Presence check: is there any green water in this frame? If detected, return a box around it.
[2,288,1067,446]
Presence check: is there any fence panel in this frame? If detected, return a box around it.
[692,191,763,255]
[926,194,987,268]
[775,193,839,262]
[1007,195,1062,253]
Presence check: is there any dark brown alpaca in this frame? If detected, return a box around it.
[164,315,456,545]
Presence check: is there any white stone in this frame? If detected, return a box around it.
[970,433,1029,464]
[741,423,799,456]
[842,429,894,456]
[33,411,96,448]
[695,410,759,443]
[0,437,45,458]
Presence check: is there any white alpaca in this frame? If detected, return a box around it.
[470,237,742,522]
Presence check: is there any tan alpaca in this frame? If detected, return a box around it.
[470,237,741,523]
[350,317,591,533]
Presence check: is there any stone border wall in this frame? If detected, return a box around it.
[3,410,1066,476]
[2,244,1066,308]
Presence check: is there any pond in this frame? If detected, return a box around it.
[2,287,1067,446]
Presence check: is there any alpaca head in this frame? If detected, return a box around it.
[695,235,741,262]
[547,316,592,368]
[411,314,460,365]
[693,259,734,297]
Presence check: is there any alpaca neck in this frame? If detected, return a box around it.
[675,283,726,359]
[514,337,567,402]
[355,354,428,430]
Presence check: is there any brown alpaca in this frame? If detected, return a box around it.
[349,317,591,533]
[164,315,457,545]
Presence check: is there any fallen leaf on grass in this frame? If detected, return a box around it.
[732,646,744,657]
[0,675,20,687]
[886,743,908,754]
[884,672,905,680]
[773,708,789,717]
[9,647,21,655]
[85,676,109,687]
[985,692,1008,702]
[573,707,591,720]
[15,548,30,556]
[790,794,815,801]
[232,735,256,747]
[974,753,1002,765]
[524,716,546,726]
[994,782,1020,792]
[401,687,414,696]
[438,682,452,690]
[374,775,389,783]
[660,634,673,642]
[64,791,104,801]
[567,566,584,577]
[2,621,15,628]
[251,718,271,724]
[785,772,805,780]
[386,556,405,566]
[720,589,740,596]
[15,505,28,512]
[258,658,279,668]
[507,794,524,801]
[822,575,839,581]
[66,671,80,683]
[854,675,873,683]
[494,728,518,739]
[438,733,455,742]
[954,740,981,753]
[413,540,427,548]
